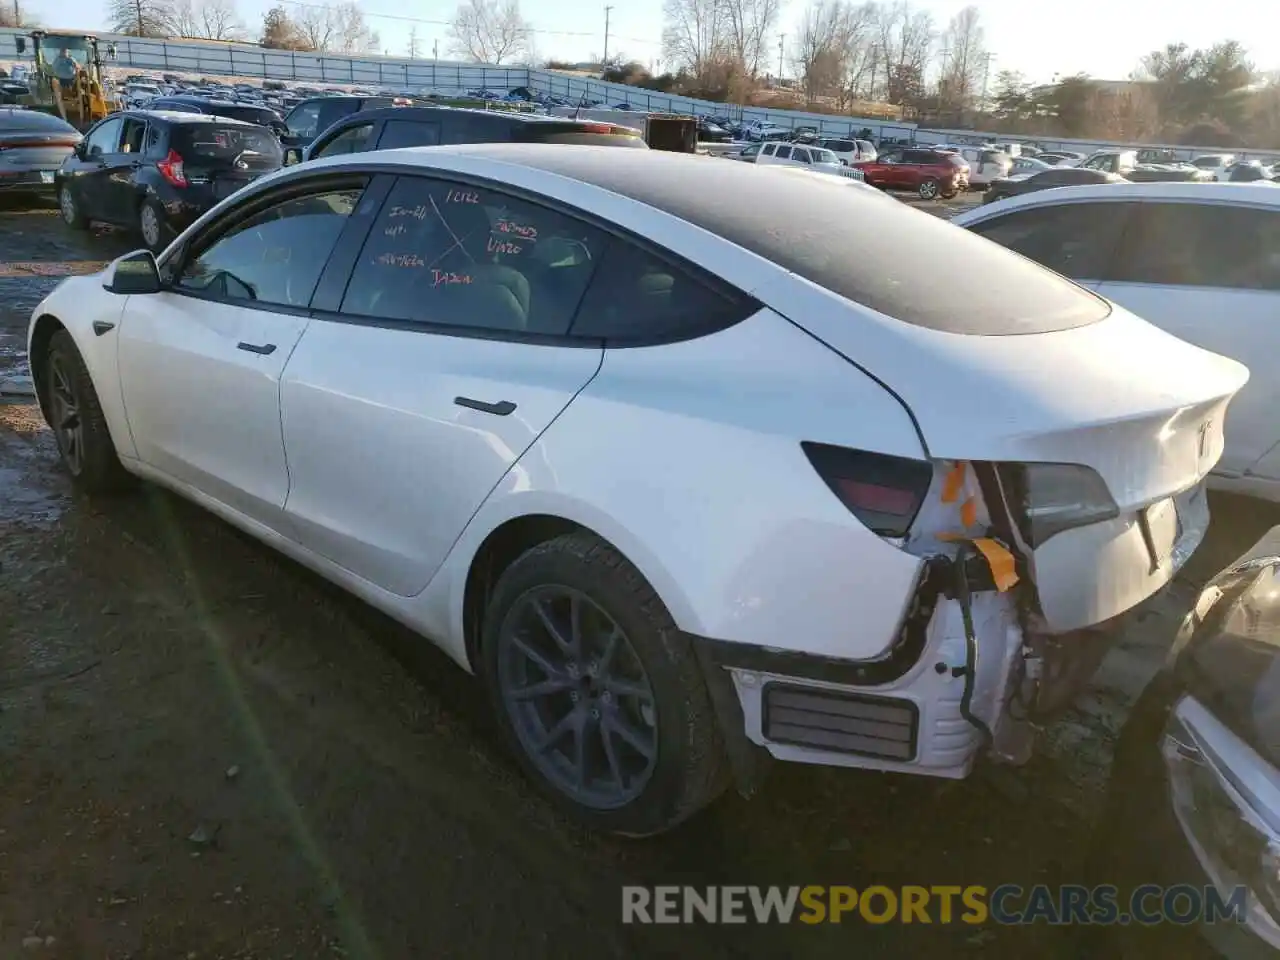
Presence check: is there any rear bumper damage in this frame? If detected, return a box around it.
[695,460,1211,791]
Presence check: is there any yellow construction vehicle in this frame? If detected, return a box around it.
[13,31,118,130]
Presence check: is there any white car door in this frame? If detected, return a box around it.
[278,174,611,597]
[1094,199,1280,478]
[117,183,366,527]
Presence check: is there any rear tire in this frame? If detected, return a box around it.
[138,198,167,253]
[481,531,729,836]
[59,184,87,229]
[45,330,132,493]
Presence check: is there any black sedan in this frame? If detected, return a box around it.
[0,108,82,199]
[1090,525,1280,959]
[696,118,732,142]
[984,166,1126,203]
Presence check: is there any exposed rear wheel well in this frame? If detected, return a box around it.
[28,314,66,418]
[462,514,597,670]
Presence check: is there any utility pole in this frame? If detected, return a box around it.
[12,0,19,26]
[777,34,784,84]
[602,5,613,69]
[433,39,439,61]
[134,0,144,36]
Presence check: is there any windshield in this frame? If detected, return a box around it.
[1192,156,1227,168]
[45,39,91,65]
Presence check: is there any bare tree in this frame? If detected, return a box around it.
[722,0,780,77]
[937,5,984,112]
[107,0,176,36]
[332,1,378,53]
[661,0,724,77]
[295,1,336,49]
[447,0,530,65]
[198,0,245,40]
[261,3,308,47]
[792,0,845,99]
[870,1,932,106]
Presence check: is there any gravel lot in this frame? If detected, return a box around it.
[0,190,1271,959]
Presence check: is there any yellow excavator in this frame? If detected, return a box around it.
[14,31,118,130]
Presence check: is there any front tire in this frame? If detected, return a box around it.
[59,184,87,229]
[918,178,940,200]
[45,330,131,493]
[482,531,729,836]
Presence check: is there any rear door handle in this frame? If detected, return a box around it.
[454,397,516,416]
[236,341,277,355]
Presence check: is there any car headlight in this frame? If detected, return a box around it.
[1164,695,1280,945]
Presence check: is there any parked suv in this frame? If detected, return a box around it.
[148,95,288,139]
[57,111,282,251]
[854,147,970,199]
[282,94,417,156]
[302,106,646,163]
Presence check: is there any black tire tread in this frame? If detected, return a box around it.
[485,530,730,836]
[47,329,132,493]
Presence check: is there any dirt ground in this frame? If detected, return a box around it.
[0,193,1272,959]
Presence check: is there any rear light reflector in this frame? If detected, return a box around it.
[802,442,932,537]
[157,149,187,187]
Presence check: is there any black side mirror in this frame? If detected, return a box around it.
[284,147,302,166]
[104,250,163,295]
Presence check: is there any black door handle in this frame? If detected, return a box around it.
[92,320,115,336]
[236,341,277,355]
[454,397,516,416]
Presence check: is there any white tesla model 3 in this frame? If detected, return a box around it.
[28,145,1247,835]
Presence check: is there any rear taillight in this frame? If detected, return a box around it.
[998,462,1119,546]
[157,149,187,187]
[802,442,932,538]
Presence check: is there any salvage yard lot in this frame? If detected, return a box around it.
[0,193,1263,958]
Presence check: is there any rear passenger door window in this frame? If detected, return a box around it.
[1111,202,1280,291]
[315,123,374,158]
[569,239,751,343]
[375,119,442,149]
[968,202,1133,282]
[177,188,363,308]
[338,176,606,335]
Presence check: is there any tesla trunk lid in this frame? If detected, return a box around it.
[780,287,1247,631]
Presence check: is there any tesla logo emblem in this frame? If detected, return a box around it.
[1198,421,1212,459]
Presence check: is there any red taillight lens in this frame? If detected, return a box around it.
[157,149,187,187]
[802,442,932,538]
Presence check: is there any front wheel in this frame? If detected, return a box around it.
[482,531,728,836]
[917,178,940,200]
[45,330,132,493]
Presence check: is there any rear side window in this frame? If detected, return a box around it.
[775,146,792,159]
[339,176,607,335]
[177,189,362,308]
[315,123,374,158]
[1112,202,1280,291]
[822,139,854,152]
[173,124,281,162]
[571,240,751,343]
[968,202,1132,281]
[375,119,441,149]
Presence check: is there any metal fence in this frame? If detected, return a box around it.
[0,28,917,139]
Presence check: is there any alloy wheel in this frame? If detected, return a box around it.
[919,179,939,199]
[59,188,75,224]
[497,586,658,809]
[48,356,83,475]
[140,205,160,248]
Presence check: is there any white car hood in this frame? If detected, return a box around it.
[756,275,1248,511]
